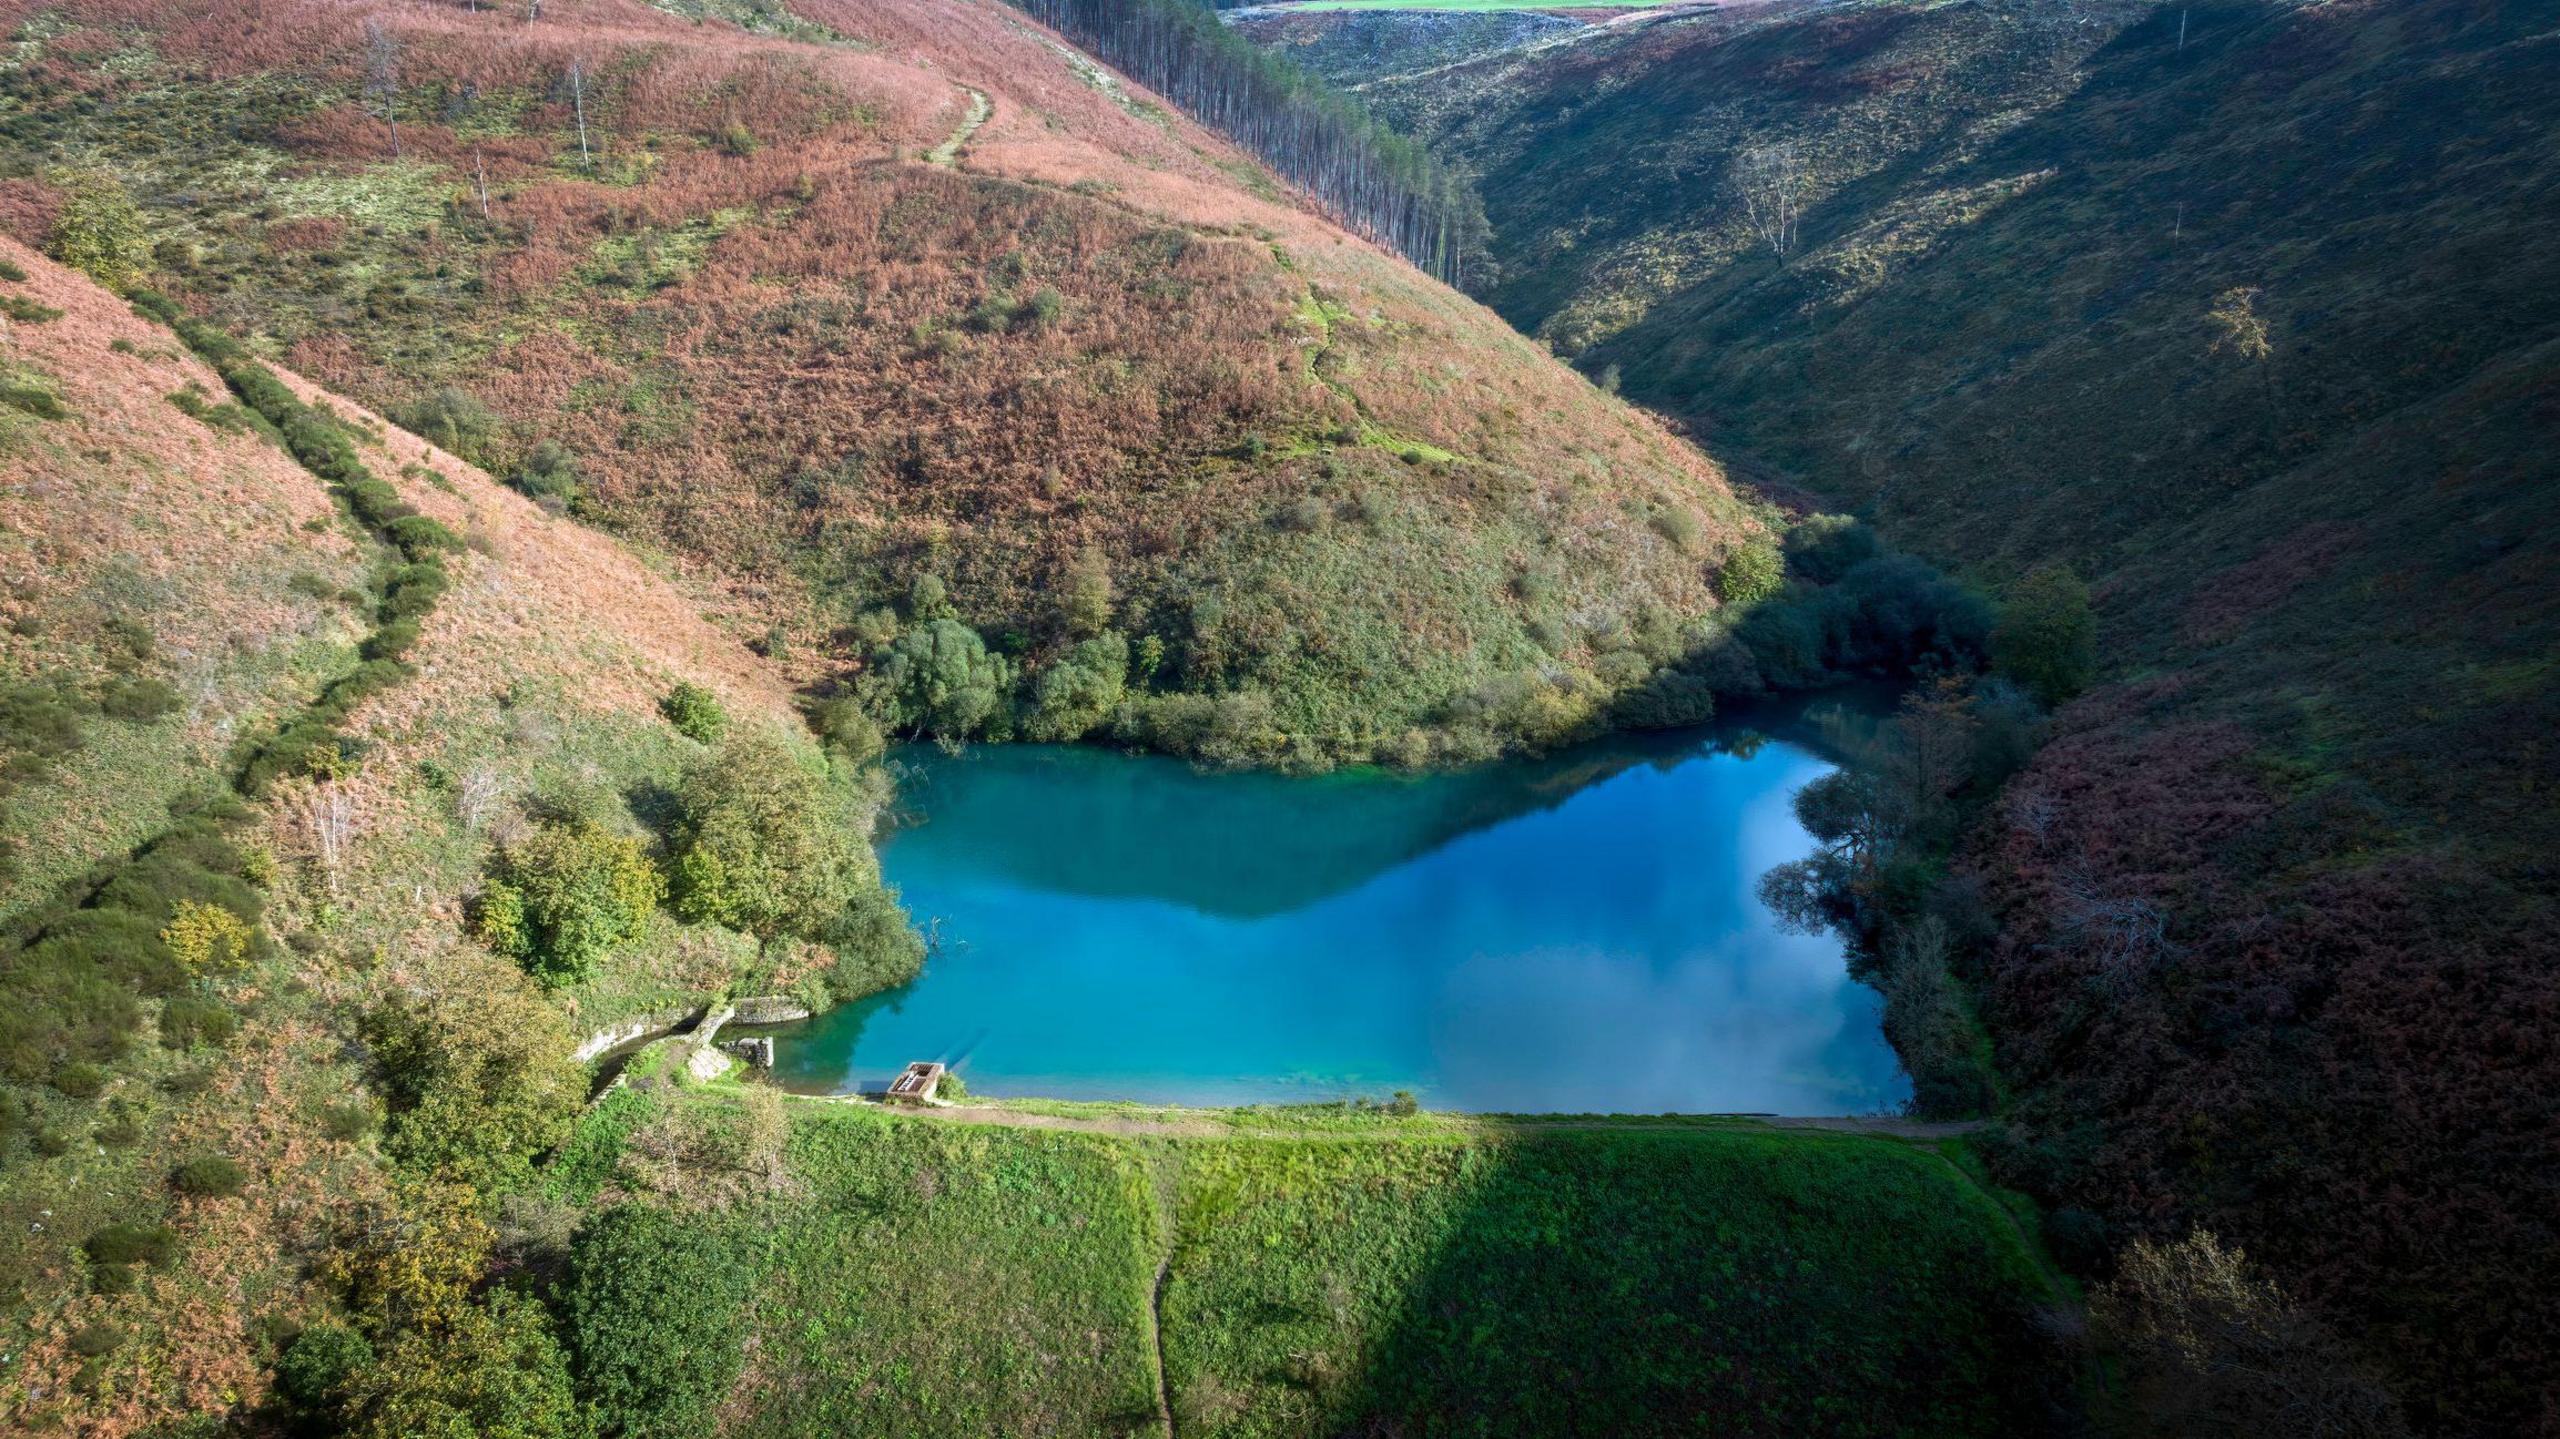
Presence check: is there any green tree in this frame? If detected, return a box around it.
[47,172,146,290]
[563,1206,753,1439]
[360,959,582,1191]
[665,733,869,944]
[872,619,1012,741]
[1058,548,1113,636]
[339,1290,582,1439]
[477,820,663,985]
[1992,562,2095,706]
[1024,632,1128,742]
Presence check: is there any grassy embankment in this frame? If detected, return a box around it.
[550,1045,2065,1438]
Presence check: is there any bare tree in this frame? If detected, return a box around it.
[454,763,508,831]
[2092,1232,2408,1438]
[302,781,357,895]
[1733,142,1807,261]
[567,55,593,174]
[363,20,402,160]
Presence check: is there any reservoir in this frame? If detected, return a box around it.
[757,705,1909,1114]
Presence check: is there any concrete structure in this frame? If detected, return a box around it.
[886,1061,946,1105]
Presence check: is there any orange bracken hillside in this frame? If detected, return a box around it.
[0,0,1762,757]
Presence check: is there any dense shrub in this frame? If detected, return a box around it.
[870,619,1012,741]
[1023,632,1128,742]
[173,1155,247,1197]
[1992,562,2096,705]
[1715,543,1785,606]
[49,172,146,290]
[512,440,581,508]
[564,1205,755,1439]
[83,1221,178,1291]
[476,820,662,986]
[360,965,582,1191]
[276,1323,375,1431]
[158,996,237,1049]
[97,675,181,721]
[1783,513,1883,583]
[339,1289,580,1439]
[665,733,870,945]
[395,386,498,462]
[657,683,727,744]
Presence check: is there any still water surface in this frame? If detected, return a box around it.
[756,708,1908,1114]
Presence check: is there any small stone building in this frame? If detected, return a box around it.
[886,1061,946,1105]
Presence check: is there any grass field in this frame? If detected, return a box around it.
[558,1076,2063,1438]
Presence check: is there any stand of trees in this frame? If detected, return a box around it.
[1008,0,1490,286]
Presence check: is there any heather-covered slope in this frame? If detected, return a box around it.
[0,242,897,1431]
[0,0,1761,762]
[1319,0,2560,1428]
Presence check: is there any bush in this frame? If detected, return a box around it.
[277,1323,375,1427]
[83,1221,177,1290]
[810,696,884,766]
[564,1206,755,1439]
[476,820,663,986]
[97,675,182,722]
[395,386,497,462]
[52,1059,109,1098]
[49,172,146,290]
[360,963,581,1191]
[173,1155,247,1197]
[0,294,60,323]
[1714,543,1785,606]
[512,440,581,508]
[159,996,238,1049]
[658,683,727,744]
[340,1289,580,1439]
[161,899,253,974]
[1023,633,1128,742]
[1059,548,1113,637]
[666,733,869,944]
[1784,513,1882,582]
[1992,562,2096,706]
[871,619,1012,741]
[69,1323,123,1357]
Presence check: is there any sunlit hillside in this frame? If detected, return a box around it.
[0,0,1765,762]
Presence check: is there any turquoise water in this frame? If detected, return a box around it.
[757,708,1908,1114]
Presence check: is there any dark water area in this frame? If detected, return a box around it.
[756,698,1909,1114]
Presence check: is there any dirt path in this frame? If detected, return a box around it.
[929,86,990,167]
[857,1097,1975,1143]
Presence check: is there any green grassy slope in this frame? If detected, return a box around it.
[556,1073,2065,1439]
[1316,0,2560,1427]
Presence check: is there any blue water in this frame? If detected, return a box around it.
[758,709,1908,1114]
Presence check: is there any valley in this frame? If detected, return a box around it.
[0,0,2549,1434]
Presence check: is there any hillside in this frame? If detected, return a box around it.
[0,0,1767,764]
[0,239,905,1430]
[1303,0,2560,1429]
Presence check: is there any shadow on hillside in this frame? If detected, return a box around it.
[1161,1126,2073,1437]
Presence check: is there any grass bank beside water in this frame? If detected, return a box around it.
[552,1054,2067,1438]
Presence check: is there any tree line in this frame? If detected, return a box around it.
[1007,0,1490,287]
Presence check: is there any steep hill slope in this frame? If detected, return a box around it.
[0,240,898,1431]
[1324,0,2560,1428]
[0,0,1764,762]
